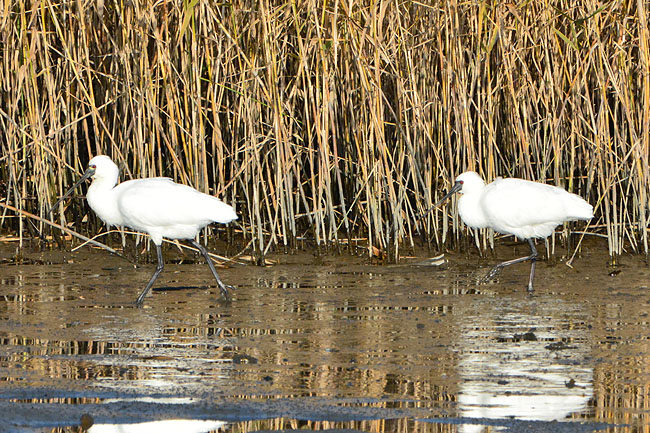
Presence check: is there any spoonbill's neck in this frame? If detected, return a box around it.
[86,175,123,227]
[458,187,488,230]
[90,175,118,191]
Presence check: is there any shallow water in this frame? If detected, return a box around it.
[0,240,649,433]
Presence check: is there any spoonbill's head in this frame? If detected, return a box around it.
[86,155,119,182]
[434,171,485,206]
[453,171,486,195]
[418,171,486,221]
[49,155,119,214]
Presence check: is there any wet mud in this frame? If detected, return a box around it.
[0,239,649,432]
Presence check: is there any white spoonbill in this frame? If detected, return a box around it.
[50,155,238,306]
[431,171,593,291]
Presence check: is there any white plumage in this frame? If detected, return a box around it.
[435,171,593,291]
[86,156,237,244]
[455,171,593,239]
[51,155,238,305]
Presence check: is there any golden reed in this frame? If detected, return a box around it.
[0,1,648,261]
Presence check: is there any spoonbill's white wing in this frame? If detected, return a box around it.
[481,178,592,239]
[114,178,237,241]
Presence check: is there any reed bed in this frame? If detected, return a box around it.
[0,0,648,262]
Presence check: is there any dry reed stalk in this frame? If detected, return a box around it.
[0,0,648,262]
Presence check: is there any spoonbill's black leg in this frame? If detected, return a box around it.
[483,238,538,291]
[526,239,538,292]
[136,243,164,306]
[189,240,234,300]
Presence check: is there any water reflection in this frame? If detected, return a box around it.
[87,419,226,433]
[456,297,593,432]
[0,248,649,432]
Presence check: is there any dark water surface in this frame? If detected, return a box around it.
[0,240,648,433]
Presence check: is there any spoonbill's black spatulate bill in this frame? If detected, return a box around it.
[433,171,593,291]
[50,155,238,306]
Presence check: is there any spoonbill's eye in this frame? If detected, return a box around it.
[90,164,96,169]
[459,180,464,184]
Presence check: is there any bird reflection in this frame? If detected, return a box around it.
[456,297,593,432]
